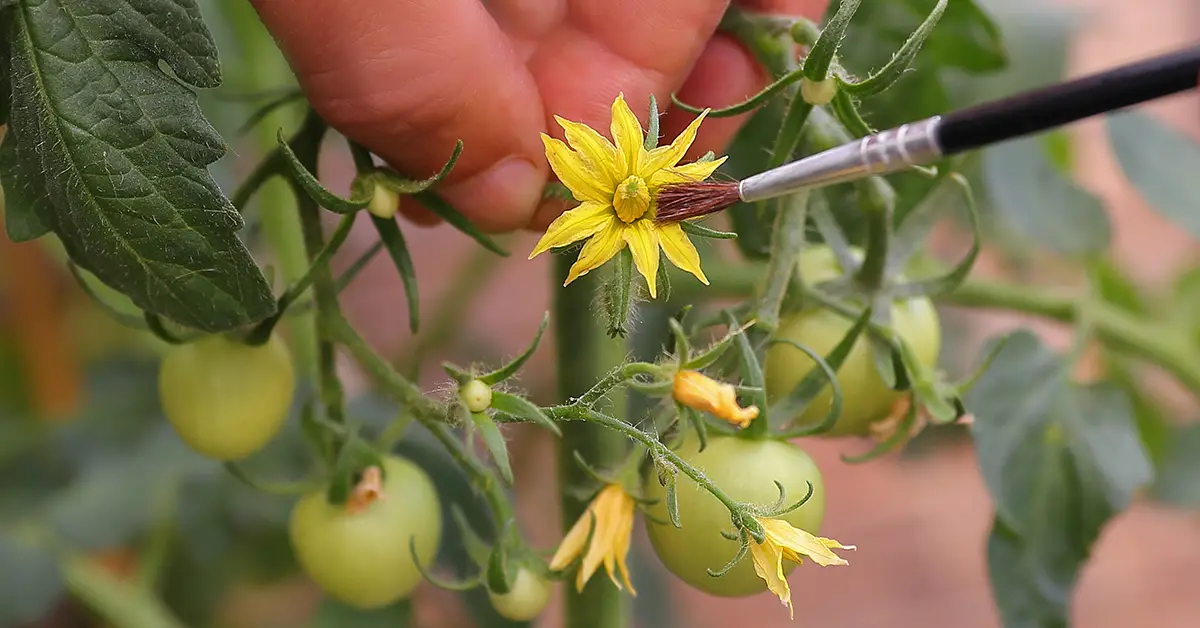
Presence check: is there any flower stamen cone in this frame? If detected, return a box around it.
[673,370,759,428]
[549,484,638,595]
[528,93,724,299]
[749,517,855,619]
[344,466,385,515]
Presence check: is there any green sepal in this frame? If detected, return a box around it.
[370,214,420,333]
[471,412,513,485]
[491,391,561,436]
[413,191,509,256]
[276,128,369,214]
[349,140,463,201]
[602,248,638,338]
[680,221,738,240]
[802,0,863,81]
[479,312,549,385]
[837,0,949,98]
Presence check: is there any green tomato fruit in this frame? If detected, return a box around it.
[765,245,942,437]
[158,333,295,460]
[488,567,553,621]
[289,456,443,609]
[643,435,826,596]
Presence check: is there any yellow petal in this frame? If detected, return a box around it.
[556,116,619,188]
[529,202,615,259]
[610,93,644,177]
[672,370,758,428]
[543,134,613,204]
[648,156,728,188]
[749,537,794,620]
[656,223,709,285]
[578,486,624,592]
[565,223,627,286]
[550,509,595,572]
[611,494,637,595]
[640,109,709,178]
[760,518,854,567]
[624,219,660,299]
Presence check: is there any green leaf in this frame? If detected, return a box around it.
[838,0,947,98]
[1107,110,1200,238]
[967,331,1152,626]
[491,391,560,436]
[413,191,508,256]
[470,412,513,485]
[896,0,1005,73]
[1148,424,1200,508]
[277,128,368,214]
[0,533,62,625]
[479,312,549,385]
[981,137,1110,257]
[3,0,276,333]
[370,215,419,333]
[309,598,412,628]
[0,129,54,240]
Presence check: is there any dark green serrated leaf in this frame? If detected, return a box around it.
[479,312,549,385]
[967,331,1152,627]
[1107,110,1200,239]
[5,0,276,332]
[413,191,508,256]
[981,137,1110,257]
[0,534,62,626]
[470,412,513,485]
[491,391,560,436]
[277,128,367,214]
[0,128,54,240]
[369,215,419,333]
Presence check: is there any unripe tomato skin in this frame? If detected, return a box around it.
[289,456,443,609]
[765,246,942,437]
[487,567,553,621]
[158,333,295,460]
[643,435,826,597]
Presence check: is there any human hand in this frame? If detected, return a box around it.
[248,0,829,233]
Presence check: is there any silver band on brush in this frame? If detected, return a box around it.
[737,116,945,204]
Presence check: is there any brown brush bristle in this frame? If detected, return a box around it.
[653,181,741,223]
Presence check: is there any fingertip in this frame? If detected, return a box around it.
[660,34,771,160]
[434,156,548,233]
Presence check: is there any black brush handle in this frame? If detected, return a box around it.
[936,44,1200,155]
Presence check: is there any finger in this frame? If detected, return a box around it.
[248,0,548,233]
[736,0,829,14]
[657,34,770,163]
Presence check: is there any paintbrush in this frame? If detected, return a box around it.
[654,44,1200,223]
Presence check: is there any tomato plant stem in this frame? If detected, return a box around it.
[553,254,630,628]
[756,190,810,330]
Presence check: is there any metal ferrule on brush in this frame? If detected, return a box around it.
[737,116,945,203]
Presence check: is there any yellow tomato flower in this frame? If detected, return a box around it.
[549,484,637,594]
[529,94,727,298]
[749,517,855,619]
[672,370,759,428]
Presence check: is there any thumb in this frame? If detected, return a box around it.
[248,0,548,232]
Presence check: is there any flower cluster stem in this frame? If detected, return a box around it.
[554,254,630,628]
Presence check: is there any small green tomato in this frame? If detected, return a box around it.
[487,567,553,621]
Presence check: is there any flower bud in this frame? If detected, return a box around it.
[672,370,759,428]
[367,181,400,220]
[460,379,493,413]
[800,77,838,106]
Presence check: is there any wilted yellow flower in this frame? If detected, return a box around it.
[549,484,637,594]
[529,94,727,298]
[673,370,759,428]
[749,518,855,619]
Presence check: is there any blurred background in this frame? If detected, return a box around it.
[0,0,1197,626]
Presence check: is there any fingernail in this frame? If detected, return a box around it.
[439,157,544,232]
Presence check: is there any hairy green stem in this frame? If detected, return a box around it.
[675,261,1200,396]
[756,190,809,330]
[289,113,347,425]
[554,255,629,628]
